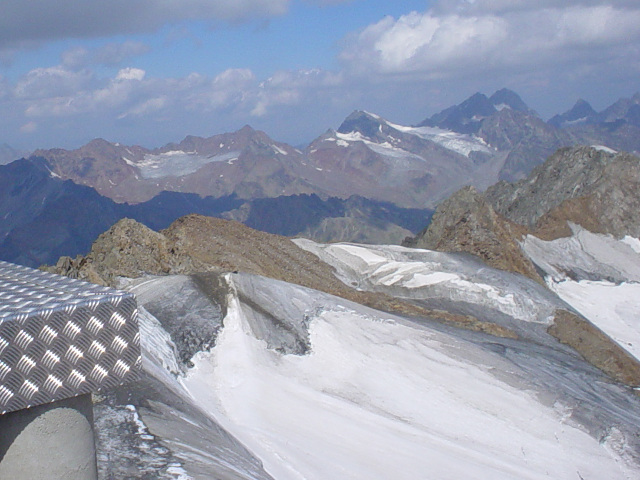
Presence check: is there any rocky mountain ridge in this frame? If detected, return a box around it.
[48,214,511,338]
[486,146,640,239]
[4,89,640,270]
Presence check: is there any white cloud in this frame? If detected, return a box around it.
[62,42,150,68]
[19,121,37,133]
[14,66,95,100]
[251,68,343,116]
[115,67,146,82]
[119,97,168,118]
[2,0,638,151]
[340,2,640,78]
[18,66,147,118]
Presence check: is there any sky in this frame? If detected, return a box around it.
[1,0,639,151]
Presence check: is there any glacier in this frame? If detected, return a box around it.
[134,150,241,179]
[94,239,640,479]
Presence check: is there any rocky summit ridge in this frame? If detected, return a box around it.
[404,145,640,386]
[403,185,539,282]
[486,146,640,240]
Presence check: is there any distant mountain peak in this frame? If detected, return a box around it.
[337,110,384,138]
[548,99,598,128]
[489,88,534,114]
[0,143,29,165]
[419,91,495,134]
[86,137,113,147]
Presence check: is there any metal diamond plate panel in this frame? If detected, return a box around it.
[0,260,140,414]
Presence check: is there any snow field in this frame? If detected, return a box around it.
[548,280,640,362]
[181,276,631,480]
[522,226,640,362]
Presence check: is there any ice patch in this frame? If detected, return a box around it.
[522,225,640,283]
[138,306,182,376]
[46,167,61,179]
[622,236,640,254]
[136,150,241,179]
[592,145,618,154]
[296,240,559,324]
[272,145,288,155]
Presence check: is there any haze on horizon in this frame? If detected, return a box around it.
[0,0,638,151]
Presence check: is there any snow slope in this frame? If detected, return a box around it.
[179,272,636,480]
[522,224,640,362]
[94,237,640,479]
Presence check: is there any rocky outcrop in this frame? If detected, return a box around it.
[549,309,640,387]
[403,186,541,282]
[47,218,196,286]
[486,146,640,239]
[406,146,640,276]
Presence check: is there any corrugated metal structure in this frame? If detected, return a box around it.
[0,260,140,414]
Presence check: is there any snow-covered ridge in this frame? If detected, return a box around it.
[333,118,493,159]
[177,271,637,480]
[334,131,426,162]
[591,145,618,154]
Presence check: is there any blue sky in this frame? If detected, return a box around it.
[1,0,639,151]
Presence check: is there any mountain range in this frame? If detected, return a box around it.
[2,88,640,268]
